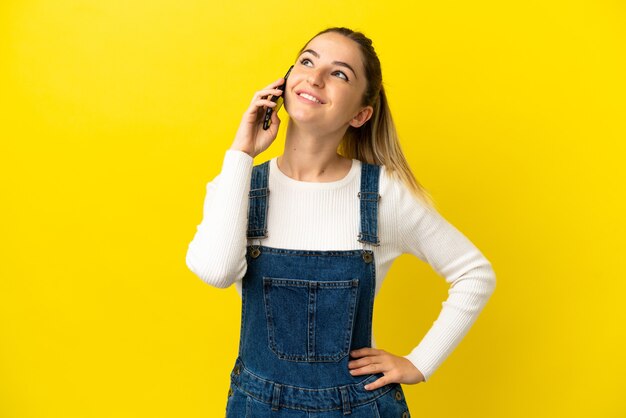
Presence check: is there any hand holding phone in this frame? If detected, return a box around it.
[263,65,294,130]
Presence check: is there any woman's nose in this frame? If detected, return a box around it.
[307,70,324,88]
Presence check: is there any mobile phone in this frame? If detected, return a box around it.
[263,65,294,130]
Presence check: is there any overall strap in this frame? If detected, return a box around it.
[357,162,381,247]
[246,161,270,240]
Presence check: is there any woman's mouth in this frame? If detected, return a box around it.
[295,90,325,104]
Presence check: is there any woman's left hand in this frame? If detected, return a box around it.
[348,347,425,390]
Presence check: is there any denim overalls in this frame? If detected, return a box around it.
[226,160,411,417]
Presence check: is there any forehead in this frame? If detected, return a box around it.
[302,33,365,73]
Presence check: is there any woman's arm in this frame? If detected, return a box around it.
[393,179,497,382]
[186,74,287,288]
[185,149,254,288]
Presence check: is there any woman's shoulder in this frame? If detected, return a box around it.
[377,164,434,215]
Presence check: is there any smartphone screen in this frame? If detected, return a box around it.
[263,65,294,130]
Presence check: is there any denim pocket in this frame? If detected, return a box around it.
[262,277,359,362]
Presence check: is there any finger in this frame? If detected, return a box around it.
[251,79,285,102]
[348,357,377,369]
[264,77,285,90]
[254,99,277,107]
[259,87,284,96]
[350,348,378,358]
[350,362,381,375]
[251,88,284,103]
[246,100,277,114]
[364,376,391,391]
[350,367,366,376]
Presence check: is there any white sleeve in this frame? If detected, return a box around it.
[185,150,254,288]
[393,179,497,382]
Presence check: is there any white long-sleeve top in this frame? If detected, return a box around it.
[186,149,496,382]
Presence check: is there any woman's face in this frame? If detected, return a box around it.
[284,32,373,134]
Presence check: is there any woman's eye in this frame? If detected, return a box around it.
[299,58,349,81]
[333,71,348,81]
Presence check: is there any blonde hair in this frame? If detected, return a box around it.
[297,27,437,211]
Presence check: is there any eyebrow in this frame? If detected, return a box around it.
[300,49,358,80]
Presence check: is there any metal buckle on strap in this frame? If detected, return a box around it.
[357,191,381,201]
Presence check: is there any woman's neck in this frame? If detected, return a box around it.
[279,122,352,182]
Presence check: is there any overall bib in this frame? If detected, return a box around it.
[226,161,411,417]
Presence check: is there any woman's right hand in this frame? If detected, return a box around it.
[229,77,286,158]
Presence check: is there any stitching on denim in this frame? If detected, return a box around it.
[263,277,360,362]
[232,377,396,412]
[248,246,369,256]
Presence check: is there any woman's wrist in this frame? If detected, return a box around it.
[229,144,255,158]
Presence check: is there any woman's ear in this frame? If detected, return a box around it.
[349,106,374,128]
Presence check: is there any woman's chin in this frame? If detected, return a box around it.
[286,112,323,128]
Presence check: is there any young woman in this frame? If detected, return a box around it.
[186,27,496,417]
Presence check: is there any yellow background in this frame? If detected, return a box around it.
[1,1,624,417]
